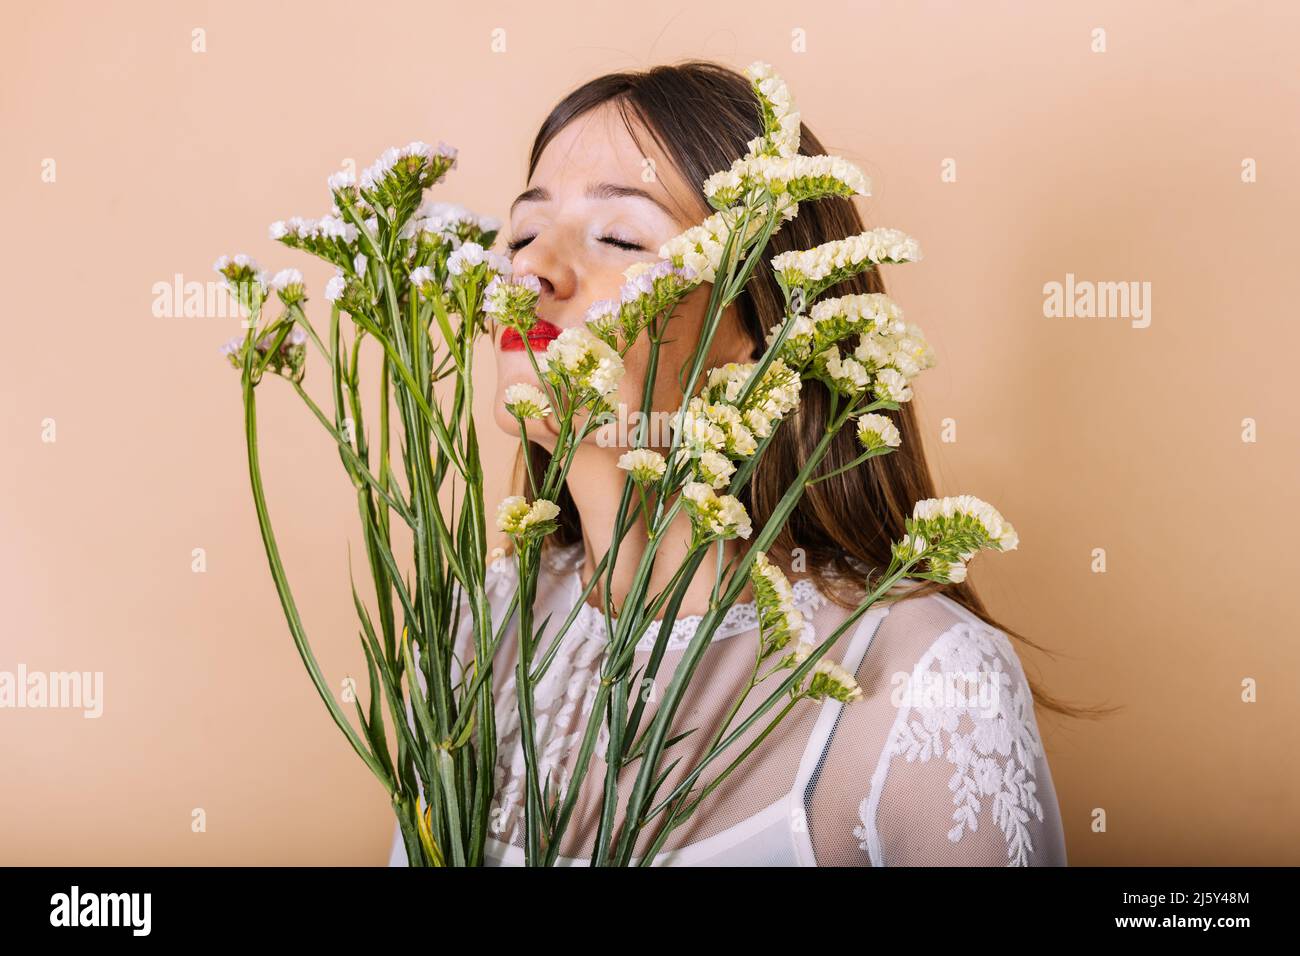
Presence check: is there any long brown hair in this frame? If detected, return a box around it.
[510,59,1105,720]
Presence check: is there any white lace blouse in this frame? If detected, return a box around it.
[387,541,1068,866]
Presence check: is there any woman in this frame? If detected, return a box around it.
[390,60,1070,866]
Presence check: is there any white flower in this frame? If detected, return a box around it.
[658,205,776,284]
[495,495,560,537]
[912,496,1018,553]
[670,399,755,461]
[697,449,736,489]
[616,259,700,319]
[942,560,968,584]
[807,658,863,702]
[359,140,457,193]
[778,641,861,702]
[894,532,928,561]
[327,168,356,191]
[617,448,667,484]
[324,273,346,302]
[750,551,804,657]
[270,268,303,292]
[314,215,356,241]
[753,551,796,607]
[270,270,306,305]
[588,360,622,396]
[669,398,728,457]
[872,366,913,403]
[447,241,511,277]
[409,266,435,292]
[213,254,267,307]
[701,165,747,205]
[1000,525,1019,552]
[846,320,935,397]
[770,228,922,290]
[743,61,801,159]
[503,382,551,420]
[271,215,358,244]
[764,312,816,362]
[821,349,871,394]
[584,299,622,340]
[658,214,728,283]
[784,639,815,668]
[483,273,541,328]
[701,401,757,457]
[704,361,801,426]
[213,253,260,275]
[808,293,906,337]
[448,243,487,273]
[898,496,1017,584]
[219,335,244,362]
[537,327,625,397]
[886,321,937,377]
[681,482,752,541]
[856,413,901,450]
[416,201,498,240]
[703,154,869,206]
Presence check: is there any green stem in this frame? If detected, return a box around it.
[240,374,392,793]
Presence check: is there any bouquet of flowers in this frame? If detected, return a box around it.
[218,61,1018,866]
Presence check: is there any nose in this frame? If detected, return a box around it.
[508,232,577,323]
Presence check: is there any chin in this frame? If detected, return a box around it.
[492,353,535,413]
[490,399,522,439]
[490,392,559,450]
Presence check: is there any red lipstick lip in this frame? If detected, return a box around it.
[499,319,561,352]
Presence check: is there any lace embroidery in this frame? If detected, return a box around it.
[571,575,825,651]
[482,546,828,846]
[488,544,828,652]
[854,621,1047,866]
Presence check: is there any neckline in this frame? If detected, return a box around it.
[544,541,829,653]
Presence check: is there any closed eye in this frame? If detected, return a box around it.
[600,236,645,252]
[505,234,645,253]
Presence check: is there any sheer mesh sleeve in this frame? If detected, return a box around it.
[804,590,1068,866]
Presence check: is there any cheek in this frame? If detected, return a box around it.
[652,294,713,397]
[610,287,711,405]
[491,397,521,439]
[613,331,689,411]
[614,341,650,393]
[493,350,540,407]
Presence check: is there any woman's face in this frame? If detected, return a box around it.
[491,101,754,451]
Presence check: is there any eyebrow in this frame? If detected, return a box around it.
[510,182,676,219]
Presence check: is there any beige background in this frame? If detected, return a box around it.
[2,0,1296,865]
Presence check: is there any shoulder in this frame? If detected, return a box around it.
[801,577,1031,695]
[804,585,1064,866]
[858,589,1042,773]
[862,588,1032,699]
